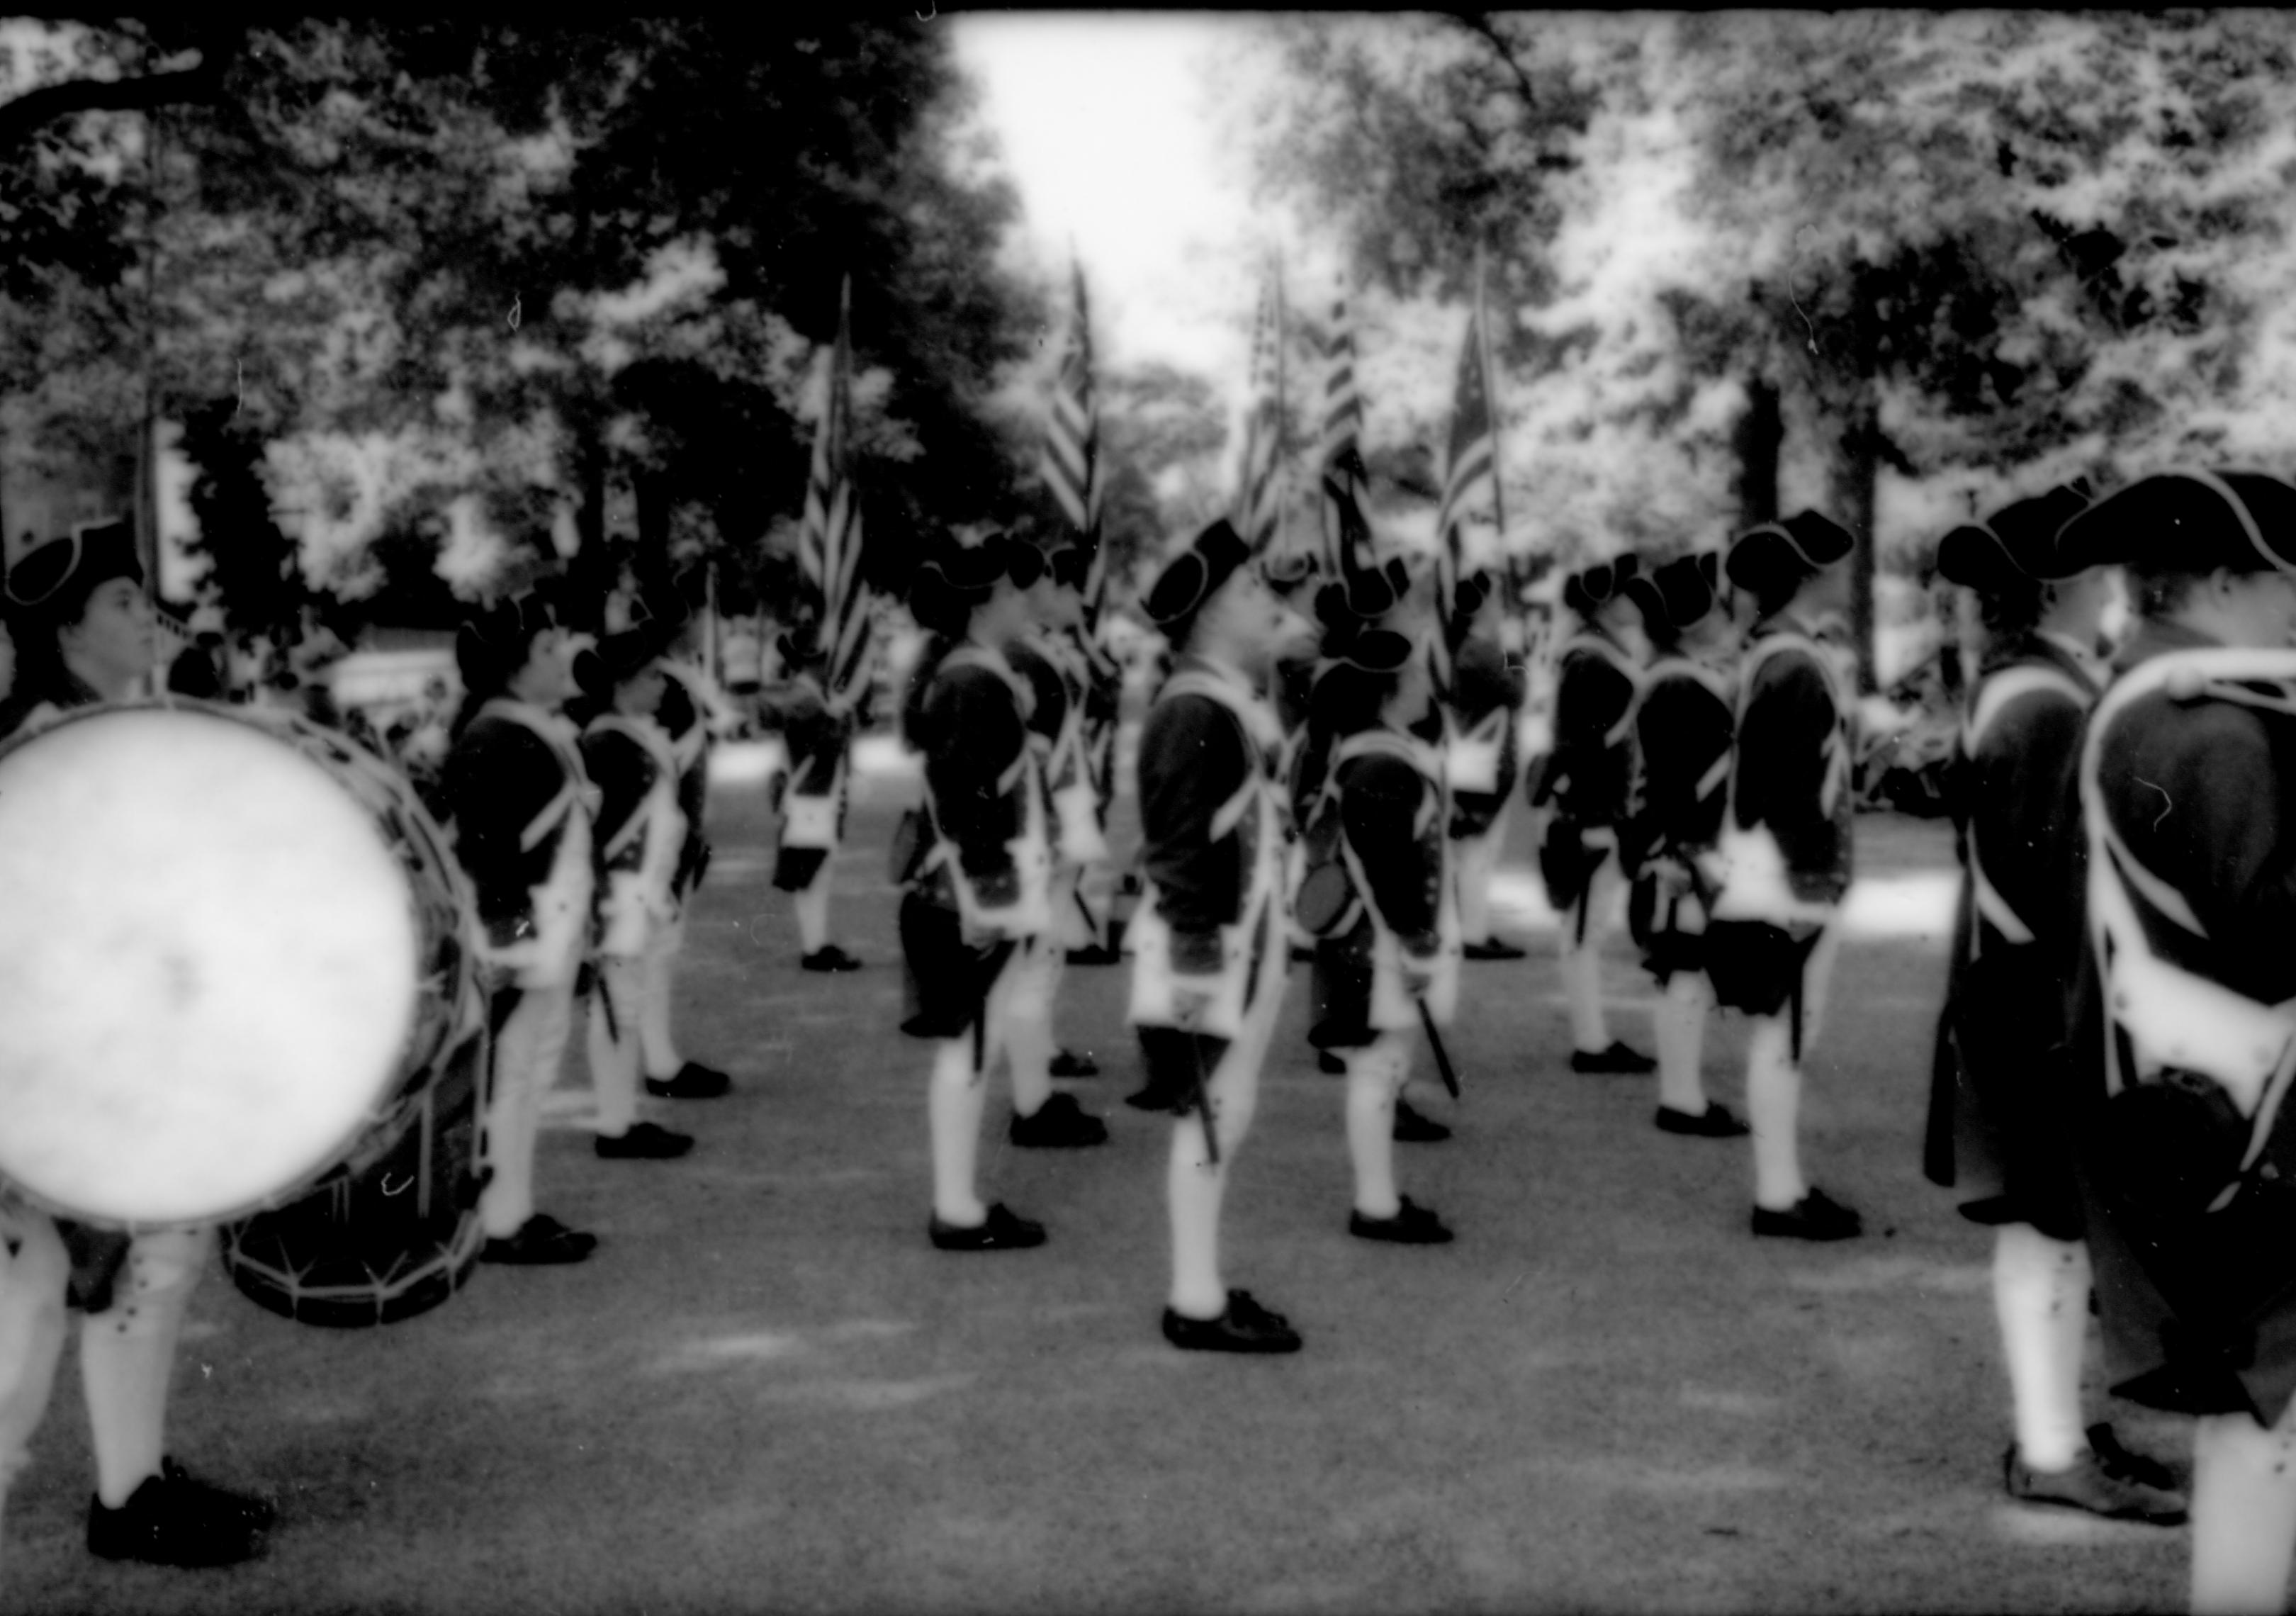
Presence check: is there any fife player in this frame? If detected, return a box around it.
[2059,471,2296,1610]
[1618,551,1748,1139]
[1530,556,1656,1076]
[1705,512,1862,1242]
[1129,520,1312,1350]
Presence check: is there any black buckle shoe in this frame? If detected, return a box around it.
[1655,1102,1750,1138]
[1750,1187,1862,1242]
[87,1459,274,1567]
[1349,1196,1455,1245]
[1462,938,1528,961]
[481,1213,599,1265]
[1570,1041,1657,1074]
[1048,1048,1101,1078]
[595,1121,695,1160]
[2005,1429,2188,1525]
[1392,1099,1453,1143]
[800,946,863,973]
[1162,1289,1302,1354]
[645,1061,731,1099]
[1010,1092,1109,1148]
[929,1203,1047,1252]
[1317,1050,1348,1076]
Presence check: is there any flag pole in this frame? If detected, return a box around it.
[1477,246,1519,629]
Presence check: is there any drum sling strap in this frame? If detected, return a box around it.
[2081,651,2296,1199]
[1957,661,2093,960]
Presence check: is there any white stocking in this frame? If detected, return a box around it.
[1655,971,1713,1115]
[1993,1223,2090,1473]
[82,1228,213,1507]
[585,956,646,1137]
[2192,1405,2296,1615]
[639,913,685,1079]
[794,868,833,954]
[928,1038,989,1227]
[480,983,575,1239]
[1745,1017,1806,1211]
[1344,1033,1411,1219]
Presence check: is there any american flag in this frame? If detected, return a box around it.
[1042,262,1107,632]
[1317,288,1388,607]
[1432,296,1499,683]
[797,276,872,711]
[1231,266,1288,555]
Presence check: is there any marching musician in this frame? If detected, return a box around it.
[994,531,1112,1145]
[1529,555,1657,1077]
[0,524,274,1567]
[576,615,702,1162]
[1618,551,1749,1140]
[2058,471,2296,1610]
[1445,570,1529,964]
[763,615,864,975]
[440,585,604,1267]
[1706,512,1863,1241]
[1920,483,2183,1525]
[638,615,738,1101]
[1130,520,1310,1350]
[896,533,1064,1251]
[1302,567,1461,1247]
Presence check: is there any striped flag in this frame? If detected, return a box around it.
[1231,266,1288,555]
[1317,288,1388,606]
[797,276,872,711]
[1041,261,1107,632]
[1432,296,1499,680]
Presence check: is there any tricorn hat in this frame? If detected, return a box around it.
[1724,510,1854,599]
[1143,519,1252,632]
[1560,552,1641,620]
[2054,469,2296,578]
[4,520,143,626]
[1624,551,1721,639]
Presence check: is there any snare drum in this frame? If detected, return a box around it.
[0,700,488,1325]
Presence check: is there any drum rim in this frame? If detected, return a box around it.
[0,697,484,1228]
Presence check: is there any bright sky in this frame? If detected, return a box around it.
[951,13,1263,381]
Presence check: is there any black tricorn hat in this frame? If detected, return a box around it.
[580,610,687,695]
[1937,482,2095,595]
[1725,510,1853,598]
[4,520,143,624]
[1560,552,1641,620]
[1144,518,1252,632]
[2054,469,2296,578]
[456,589,560,692]
[1625,551,1720,639]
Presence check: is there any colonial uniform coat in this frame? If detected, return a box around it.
[1309,727,1461,1050]
[768,675,853,893]
[1923,633,2099,1238]
[1703,617,1854,1034]
[1127,655,1290,1105]
[581,709,687,962]
[897,641,1051,1044]
[1621,651,1735,983]
[444,699,597,991]
[1446,634,1524,842]
[1530,630,1638,935]
[2066,623,2296,1421]
[441,697,597,1239]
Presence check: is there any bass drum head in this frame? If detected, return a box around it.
[0,705,420,1225]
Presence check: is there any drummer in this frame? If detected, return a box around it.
[0,522,276,1567]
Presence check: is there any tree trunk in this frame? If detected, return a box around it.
[1840,400,1881,697]
[1732,375,1782,529]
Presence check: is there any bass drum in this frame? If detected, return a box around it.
[0,699,488,1325]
